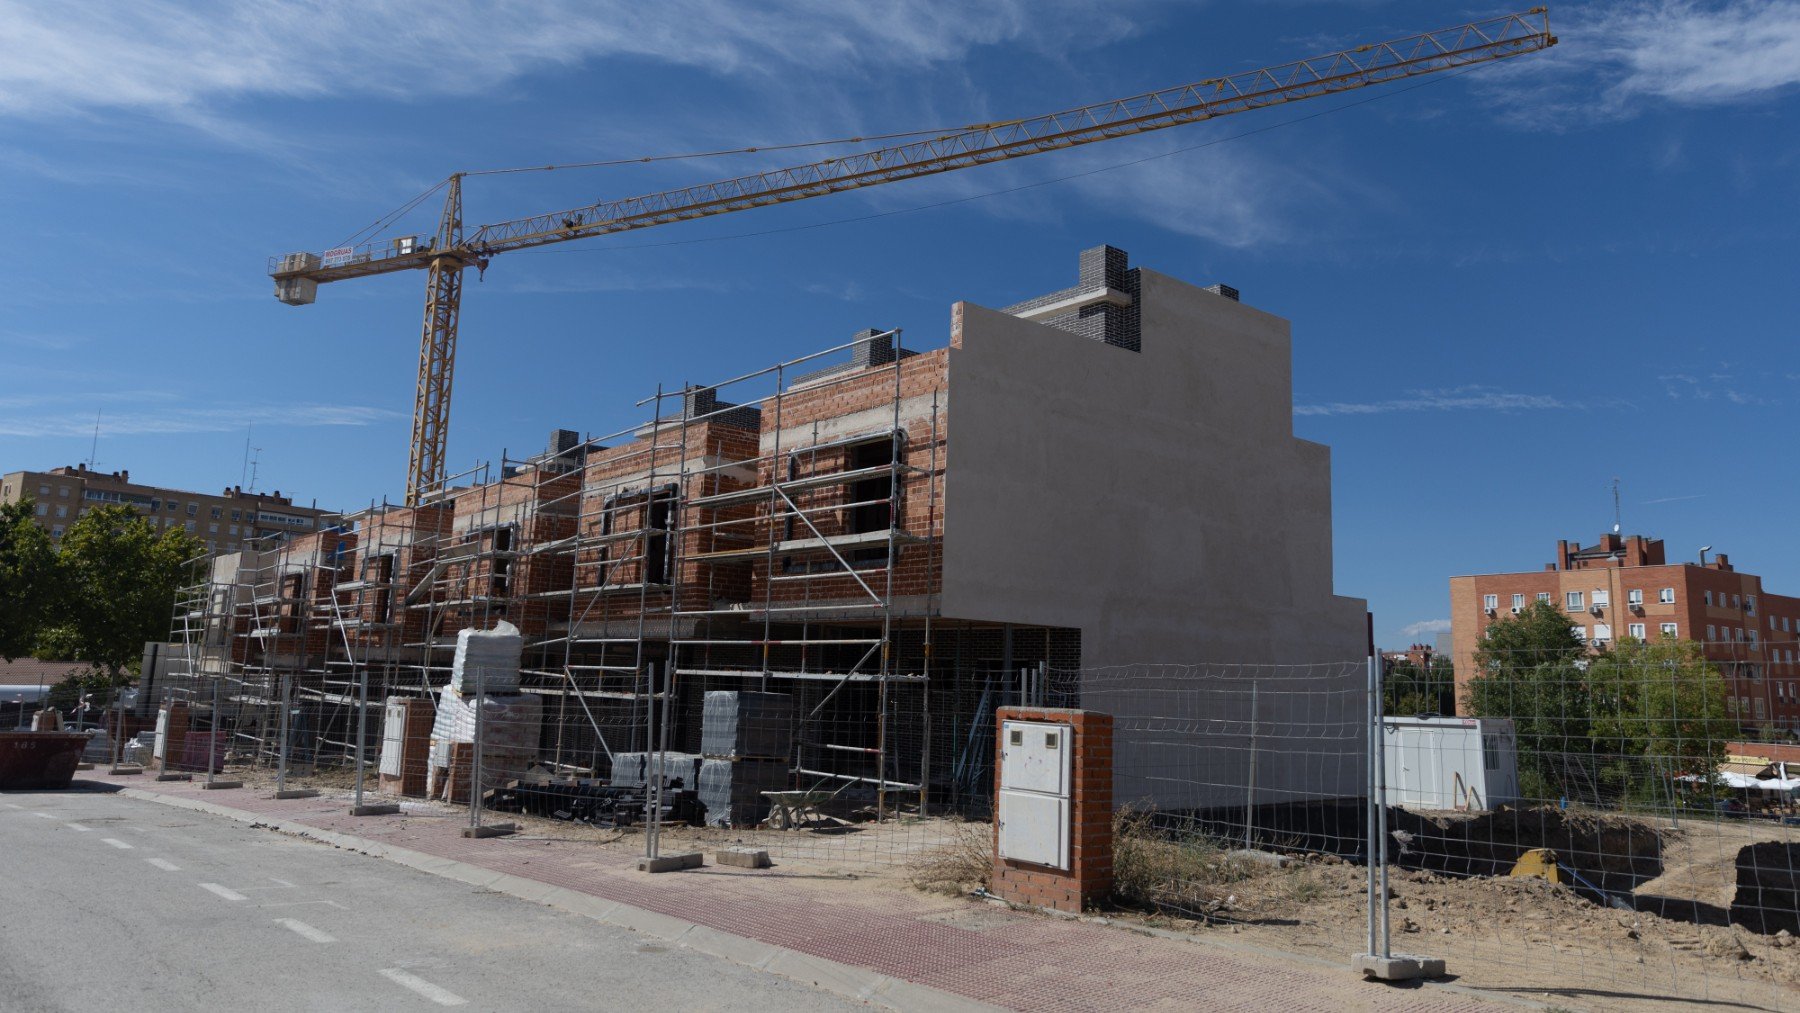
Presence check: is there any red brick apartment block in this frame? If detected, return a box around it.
[991,706,1113,913]
[1450,533,1800,731]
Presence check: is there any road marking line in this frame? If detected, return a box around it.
[32,812,55,819]
[3,803,22,809]
[146,858,181,872]
[275,918,336,944]
[100,838,134,849]
[66,822,94,832]
[269,877,295,887]
[263,899,349,910]
[379,969,467,1007]
[199,883,247,902]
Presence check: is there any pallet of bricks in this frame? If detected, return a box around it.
[697,690,793,828]
[425,621,543,804]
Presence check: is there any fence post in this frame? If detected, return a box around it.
[277,672,290,794]
[645,661,661,861]
[470,666,484,833]
[1354,653,1442,981]
[636,660,701,872]
[1245,679,1258,850]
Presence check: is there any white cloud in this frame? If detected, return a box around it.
[1486,1,1800,127]
[0,1,1165,118]
[1294,386,1575,418]
[0,400,399,437]
[1400,618,1451,639]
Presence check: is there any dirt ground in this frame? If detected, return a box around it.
[1094,814,1800,1013]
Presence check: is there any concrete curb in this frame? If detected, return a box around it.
[114,787,999,1012]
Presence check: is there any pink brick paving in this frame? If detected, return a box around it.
[84,774,1503,1012]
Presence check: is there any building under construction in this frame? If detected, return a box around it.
[170,245,1369,816]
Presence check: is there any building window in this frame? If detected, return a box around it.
[185,520,195,532]
[231,510,241,521]
[186,503,197,516]
[1511,593,1525,613]
[1749,629,1759,646]
[1483,594,1498,610]
[1746,595,1757,615]
[210,506,222,519]
[1755,697,1767,719]
[1628,623,1646,639]
[1536,592,1551,603]
[35,503,47,517]
[1594,623,1612,643]
[1570,625,1587,641]
[54,505,66,518]
[1593,589,1610,608]
[1707,624,1716,642]
[1660,587,1675,604]
[1627,588,1643,606]
[1661,622,1679,637]
[1704,590,1713,606]
[1566,591,1585,611]
[208,523,218,534]
[38,484,49,496]
[58,486,69,497]
[51,525,63,538]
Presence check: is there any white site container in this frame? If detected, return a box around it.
[1382,716,1518,812]
[997,720,1073,869]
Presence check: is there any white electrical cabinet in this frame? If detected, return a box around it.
[997,720,1073,869]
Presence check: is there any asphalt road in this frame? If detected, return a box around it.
[0,787,862,1012]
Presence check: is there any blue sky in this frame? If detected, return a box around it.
[3,1,1798,650]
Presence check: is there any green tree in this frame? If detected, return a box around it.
[1465,599,1592,800]
[46,505,204,676]
[0,497,60,660]
[1384,656,1456,716]
[1586,637,1736,805]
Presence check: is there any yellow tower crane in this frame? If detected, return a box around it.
[270,9,1555,506]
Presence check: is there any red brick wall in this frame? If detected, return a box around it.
[990,706,1113,913]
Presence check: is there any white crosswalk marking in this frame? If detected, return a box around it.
[275,918,336,943]
[146,858,181,872]
[65,823,94,832]
[100,838,133,849]
[379,969,467,1006]
[199,883,246,901]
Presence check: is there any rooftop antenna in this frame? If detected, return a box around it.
[1611,477,1621,534]
[247,446,262,494]
[240,424,254,487]
[84,410,101,471]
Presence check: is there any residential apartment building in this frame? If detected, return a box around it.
[0,464,329,554]
[1449,533,1800,731]
[184,245,1368,813]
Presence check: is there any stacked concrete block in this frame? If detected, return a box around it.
[701,690,793,759]
[607,751,702,790]
[697,691,794,827]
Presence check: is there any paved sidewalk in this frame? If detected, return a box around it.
[77,773,1512,1012]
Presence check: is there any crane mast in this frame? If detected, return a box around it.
[270,9,1555,505]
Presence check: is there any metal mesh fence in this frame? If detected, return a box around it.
[132,578,1800,1010]
[1385,643,1800,1010]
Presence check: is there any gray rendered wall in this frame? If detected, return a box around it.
[938,266,1368,808]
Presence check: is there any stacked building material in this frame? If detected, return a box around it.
[698,691,793,827]
[425,622,541,799]
[608,751,702,790]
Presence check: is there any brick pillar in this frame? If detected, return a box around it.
[991,706,1113,913]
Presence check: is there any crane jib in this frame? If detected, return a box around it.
[262,8,1556,505]
[269,10,1553,286]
